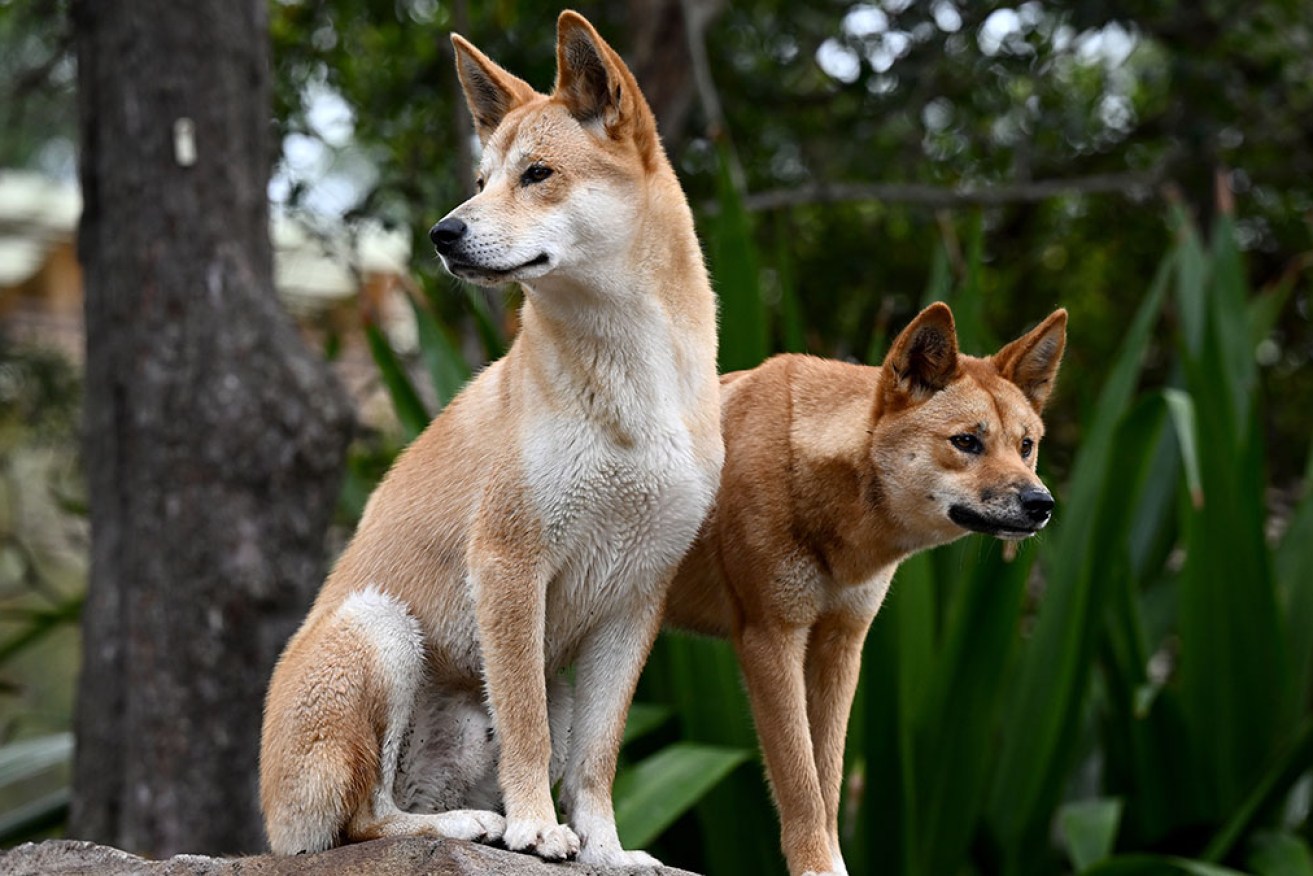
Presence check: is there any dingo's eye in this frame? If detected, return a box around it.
[950,434,983,455]
[521,163,553,186]
[476,177,485,192]
[1020,437,1034,458]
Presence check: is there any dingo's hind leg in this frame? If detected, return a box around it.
[337,590,506,846]
[262,588,418,854]
[262,588,505,853]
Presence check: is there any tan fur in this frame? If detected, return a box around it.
[261,13,721,867]
[666,303,1068,876]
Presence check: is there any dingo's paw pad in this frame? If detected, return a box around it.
[504,819,580,861]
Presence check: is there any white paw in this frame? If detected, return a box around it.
[800,871,842,876]
[435,809,505,843]
[503,818,581,861]
[577,845,663,868]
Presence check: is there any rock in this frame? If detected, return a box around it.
[0,837,702,876]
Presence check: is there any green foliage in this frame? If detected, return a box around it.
[0,733,71,844]
[363,321,430,441]
[0,588,79,846]
[1247,833,1313,876]
[0,0,74,173]
[1059,799,1124,872]
[708,145,768,374]
[613,743,750,849]
[0,734,72,789]
[410,294,471,411]
[0,342,81,445]
[1084,857,1249,876]
[0,596,81,666]
[0,342,83,848]
[986,247,1174,872]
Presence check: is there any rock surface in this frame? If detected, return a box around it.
[0,837,702,876]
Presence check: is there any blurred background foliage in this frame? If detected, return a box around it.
[257,0,1313,482]
[2,0,1312,873]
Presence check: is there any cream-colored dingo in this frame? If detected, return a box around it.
[665,303,1067,876]
[259,12,722,867]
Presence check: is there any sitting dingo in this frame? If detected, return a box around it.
[665,303,1067,876]
[260,12,722,867]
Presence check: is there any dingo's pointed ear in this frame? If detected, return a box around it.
[451,34,537,146]
[993,309,1067,412]
[554,11,660,166]
[879,302,960,412]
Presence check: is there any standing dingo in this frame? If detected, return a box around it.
[666,303,1067,876]
[260,12,722,867]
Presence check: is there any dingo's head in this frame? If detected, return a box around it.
[871,303,1067,544]
[431,11,662,288]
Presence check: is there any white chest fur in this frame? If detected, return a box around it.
[774,554,898,628]
[529,402,716,666]
[517,296,719,666]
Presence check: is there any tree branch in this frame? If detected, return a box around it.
[730,169,1165,213]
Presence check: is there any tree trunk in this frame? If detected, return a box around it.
[70,0,353,856]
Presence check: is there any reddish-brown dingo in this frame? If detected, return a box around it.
[666,303,1067,876]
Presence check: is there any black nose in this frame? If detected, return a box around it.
[1019,486,1055,522]
[429,217,467,254]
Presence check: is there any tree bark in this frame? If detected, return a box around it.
[70,0,353,856]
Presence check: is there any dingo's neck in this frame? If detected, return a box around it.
[512,175,716,428]
[525,179,710,324]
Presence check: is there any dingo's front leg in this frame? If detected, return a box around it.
[804,615,871,876]
[470,551,579,862]
[735,621,834,876]
[560,599,665,868]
